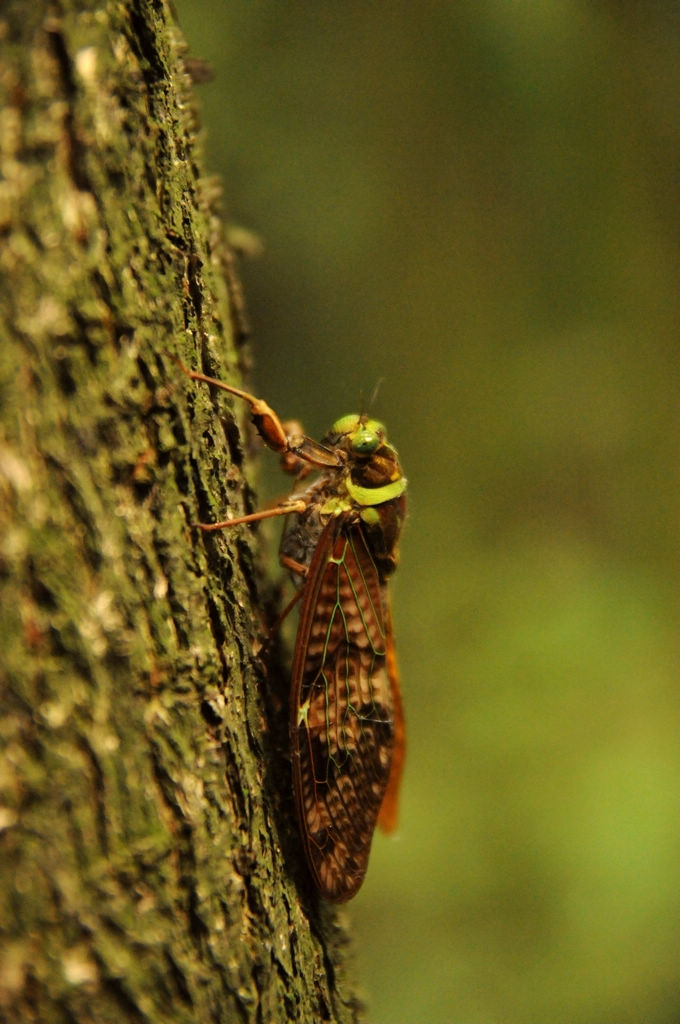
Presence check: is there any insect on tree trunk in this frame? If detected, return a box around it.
[0,3,364,1022]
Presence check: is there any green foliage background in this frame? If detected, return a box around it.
[176,4,675,1022]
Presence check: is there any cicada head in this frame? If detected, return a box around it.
[324,413,404,492]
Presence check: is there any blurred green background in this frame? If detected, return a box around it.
[175,4,676,1022]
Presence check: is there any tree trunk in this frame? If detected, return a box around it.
[0,3,361,1021]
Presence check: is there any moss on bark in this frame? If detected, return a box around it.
[0,3,362,1021]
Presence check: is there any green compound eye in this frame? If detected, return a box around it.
[351,425,381,454]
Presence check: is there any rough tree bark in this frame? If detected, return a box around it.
[0,3,363,1022]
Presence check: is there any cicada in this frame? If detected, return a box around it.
[180,361,406,901]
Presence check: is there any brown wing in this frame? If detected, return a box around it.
[376,603,405,834]
[290,517,397,901]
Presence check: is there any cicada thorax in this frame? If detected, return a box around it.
[355,489,406,580]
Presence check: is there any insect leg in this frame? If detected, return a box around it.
[173,356,343,470]
[193,498,307,532]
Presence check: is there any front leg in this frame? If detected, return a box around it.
[173,357,343,470]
